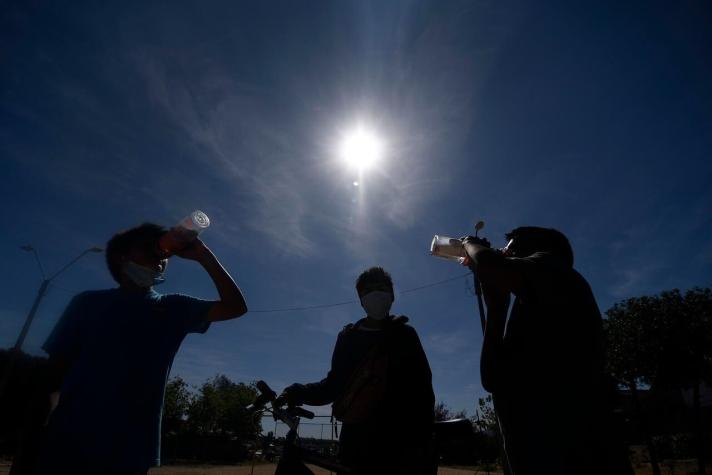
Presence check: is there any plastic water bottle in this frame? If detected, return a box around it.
[430,235,466,263]
[158,210,210,256]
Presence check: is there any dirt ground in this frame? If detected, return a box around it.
[147,463,712,475]
[2,461,709,474]
[149,465,496,475]
[0,462,497,475]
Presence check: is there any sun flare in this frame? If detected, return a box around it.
[339,127,384,171]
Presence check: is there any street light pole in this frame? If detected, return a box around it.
[12,280,50,353]
[0,245,103,402]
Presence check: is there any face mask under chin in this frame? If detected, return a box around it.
[122,261,166,288]
[360,291,393,321]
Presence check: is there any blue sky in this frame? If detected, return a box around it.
[2,0,711,434]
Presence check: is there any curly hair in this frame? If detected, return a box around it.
[355,266,394,296]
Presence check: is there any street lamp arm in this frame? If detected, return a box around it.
[32,248,46,280]
[20,245,46,280]
[48,247,103,281]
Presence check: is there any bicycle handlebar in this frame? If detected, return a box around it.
[247,380,276,411]
[251,380,315,420]
[256,380,276,400]
[291,406,315,419]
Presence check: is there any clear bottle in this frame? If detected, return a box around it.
[158,210,210,256]
[430,235,466,263]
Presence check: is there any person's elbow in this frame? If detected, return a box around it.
[226,300,248,319]
[480,365,501,394]
[207,300,248,322]
[480,352,504,394]
[480,371,498,394]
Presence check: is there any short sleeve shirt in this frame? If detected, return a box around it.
[40,288,213,474]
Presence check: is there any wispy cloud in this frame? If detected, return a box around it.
[137,53,318,253]
[304,307,355,336]
[427,329,470,355]
[604,191,712,301]
[609,264,660,299]
[126,0,491,258]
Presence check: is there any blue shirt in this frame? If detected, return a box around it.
[40,288,213,474]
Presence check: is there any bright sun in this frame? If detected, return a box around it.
[339,127,384,171]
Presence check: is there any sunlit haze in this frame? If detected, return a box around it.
[339,126,384,171]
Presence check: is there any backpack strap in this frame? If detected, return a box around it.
[338,322,356,337]
[391,315,409,326]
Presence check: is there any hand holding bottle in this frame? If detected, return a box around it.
[173,237,212,262]
[158,210,211,257]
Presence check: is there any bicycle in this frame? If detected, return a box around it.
[248,380,474,475]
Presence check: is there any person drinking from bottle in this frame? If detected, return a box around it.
[38,222,248,475]
[278,267,435,475]
[462,227,632,475]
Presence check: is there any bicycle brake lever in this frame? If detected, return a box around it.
[256,380,277,401]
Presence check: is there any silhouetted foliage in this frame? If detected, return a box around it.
[430,400,500,466]
[187,375,259,439]
[604,287,712,475]
[605,287,712,391]
[473,395,498,433]
[161,374,261,463]
[434,400,467,421]
[162,377,193,435]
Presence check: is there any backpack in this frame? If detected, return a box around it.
[332,316,408,424]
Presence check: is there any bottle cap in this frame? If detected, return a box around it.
[183,210,210,230]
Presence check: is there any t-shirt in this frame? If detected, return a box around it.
[40,288,213,474]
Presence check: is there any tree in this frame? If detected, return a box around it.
[434,401,467,421]
[656,288,712,475]
[187,374,261,441]
[604,287,712,475]
[473,395,498,433]
[163,377,193,435]
[605,293,672,475]
[161,374,262,463]
[604,296,659,389]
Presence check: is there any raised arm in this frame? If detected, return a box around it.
[462,237,519,392]
[175,239,248,322]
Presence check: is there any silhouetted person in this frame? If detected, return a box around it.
[279,267,435,475]
[462,227,632,475]
[6,357,53,475]
[38,223,248,475]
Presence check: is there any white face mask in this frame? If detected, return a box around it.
[360,291,393,321]
[122,261,165,288]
